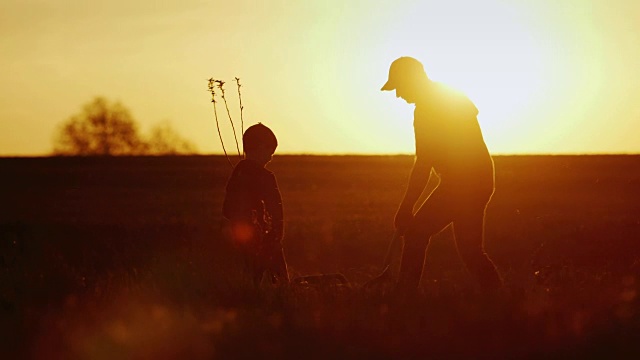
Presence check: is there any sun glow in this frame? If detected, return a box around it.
[355,0,550,154]
[2,0,639,155]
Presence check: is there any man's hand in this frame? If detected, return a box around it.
[394,203,414,233]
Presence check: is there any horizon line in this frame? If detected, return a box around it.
[2,151,640,158]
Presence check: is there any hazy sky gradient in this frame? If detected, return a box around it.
[2,0,639,155]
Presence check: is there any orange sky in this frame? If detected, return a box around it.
[1,0,639,155]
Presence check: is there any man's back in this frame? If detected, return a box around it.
[414,82,494,191]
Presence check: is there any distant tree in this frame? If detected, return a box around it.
[53,97,145,156]
[53,97,197,156]
[145,121,197,155]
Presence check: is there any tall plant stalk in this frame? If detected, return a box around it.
[216,80,241,159]
[234,77,245,156]
[208,78,233,167]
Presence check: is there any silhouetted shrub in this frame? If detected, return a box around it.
[146,121,197,155]
[53,97,197,156]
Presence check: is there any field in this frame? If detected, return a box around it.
[1,155,640,359]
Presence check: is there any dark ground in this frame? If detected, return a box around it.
[1,155,640,359]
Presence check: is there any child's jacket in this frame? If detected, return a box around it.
[222,159,283,245]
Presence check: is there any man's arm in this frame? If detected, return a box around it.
[395,106,435,231]
[395,156,432,231]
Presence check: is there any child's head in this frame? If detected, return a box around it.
[243,123,278,166]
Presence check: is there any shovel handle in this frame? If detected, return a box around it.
[381,230,402,269]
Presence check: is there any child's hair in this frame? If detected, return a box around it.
[243,123,278,153]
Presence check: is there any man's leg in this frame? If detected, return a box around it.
[452,205,502,291]
[397,187,455,291]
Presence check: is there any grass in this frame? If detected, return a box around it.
[1,155,640,359]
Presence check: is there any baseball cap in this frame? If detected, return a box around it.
[380,56,427,91]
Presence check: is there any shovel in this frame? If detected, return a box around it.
[362,230,403,289]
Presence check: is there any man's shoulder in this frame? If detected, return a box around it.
[415,82,478,120]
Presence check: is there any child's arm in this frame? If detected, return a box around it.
[263,173,284,243]
[262,173,289,283]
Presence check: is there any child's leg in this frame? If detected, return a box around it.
[235,243,265,287]
[251,266,265,286]
[269,246,289,283]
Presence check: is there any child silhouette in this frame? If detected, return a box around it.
[222,123,289,285]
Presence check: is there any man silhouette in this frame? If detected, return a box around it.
[381,56,502,292]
